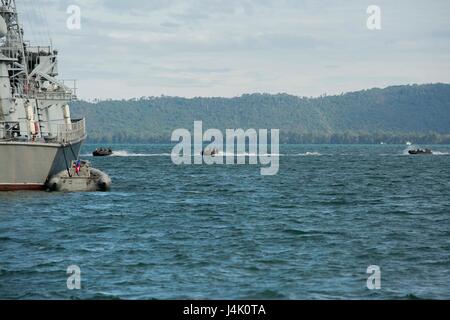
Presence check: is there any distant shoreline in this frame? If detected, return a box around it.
[72,84,450,145]
[83,131,450,145]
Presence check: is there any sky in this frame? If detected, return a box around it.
[18,0,450,100]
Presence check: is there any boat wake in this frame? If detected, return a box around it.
[81,151,171,157]
[298,152,322,156]
[430,151,449,156]
[112,151,171,157]
[219,152,283,157]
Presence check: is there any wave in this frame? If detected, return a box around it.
[218,152,282,157]
[431,151,449,156]
[111,150,171,157]
[298,152,322,156]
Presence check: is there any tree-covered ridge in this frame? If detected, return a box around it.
[71,83,450,144]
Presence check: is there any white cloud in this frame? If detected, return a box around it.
[17,0,450,99]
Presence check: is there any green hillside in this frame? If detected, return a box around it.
[71,83,450,144]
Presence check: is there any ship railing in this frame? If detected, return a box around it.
[60,79,78,98]
[32,91,76,101]
[0,121,20,140]
[56,118,86,144]
[26,46,53,55]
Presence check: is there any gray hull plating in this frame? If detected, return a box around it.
[0,140,84,190]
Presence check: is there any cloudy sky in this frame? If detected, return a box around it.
[18,0,450,99]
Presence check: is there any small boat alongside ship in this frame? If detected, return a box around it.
[46,160,111,192]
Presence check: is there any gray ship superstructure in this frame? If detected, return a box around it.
[0,0,86,190]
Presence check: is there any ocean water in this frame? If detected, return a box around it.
[0,144,449,300]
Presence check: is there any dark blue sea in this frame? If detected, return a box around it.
[1,144,449,299]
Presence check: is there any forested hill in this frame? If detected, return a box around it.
[71,83,450,144]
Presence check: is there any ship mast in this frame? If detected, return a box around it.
[0,0,29,96]
[0,0,78,143]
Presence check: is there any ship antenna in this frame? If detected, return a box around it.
[1,0,30,95]
[13,0,29,74]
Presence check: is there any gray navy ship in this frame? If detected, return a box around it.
[0,0,86,191]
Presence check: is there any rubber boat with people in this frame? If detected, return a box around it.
[408,148,432,155]
[93,148,113,157]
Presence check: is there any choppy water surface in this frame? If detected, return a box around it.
[1,144,449,299]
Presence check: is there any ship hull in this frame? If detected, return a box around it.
[0,139,84,191]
